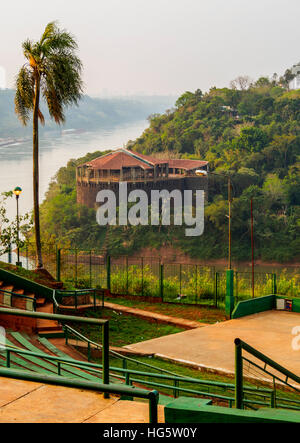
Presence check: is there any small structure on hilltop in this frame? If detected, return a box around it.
[76,148,208,208]
[289,62,300,90]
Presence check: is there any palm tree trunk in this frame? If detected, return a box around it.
[33,75,43,268]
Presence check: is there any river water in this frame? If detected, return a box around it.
[0,120,148,219]
[0,120,298,275]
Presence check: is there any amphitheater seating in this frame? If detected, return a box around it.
[1,331,104,382]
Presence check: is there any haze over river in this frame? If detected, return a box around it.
[0,120,148,219]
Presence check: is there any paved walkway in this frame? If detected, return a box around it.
[60,299,204,329]
[0,377,164,423]
[104,301,204,329]
[125,311,300,376]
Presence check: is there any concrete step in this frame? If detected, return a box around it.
[12,289,25,295]
[0,376,165,423]
[35,297,46,307]
[0,285,14,292]
[36,302,63,334]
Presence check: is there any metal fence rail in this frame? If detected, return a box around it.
[4,243,299,305]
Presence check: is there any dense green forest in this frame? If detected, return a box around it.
[39,74,300,262]
[0,89,175,137]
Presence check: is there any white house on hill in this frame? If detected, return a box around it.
[289,62,300,90]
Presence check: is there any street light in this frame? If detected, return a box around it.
[196,169,232,270]
[13,186,22,266]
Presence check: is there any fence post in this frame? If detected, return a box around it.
[7,245,12,264]
[89,250,92,288]
[26,244,29,269]
[234,338,243,409]
[273,274,277,295]
[160,264,164,301]
[179,264,182,294]
[215,272,218,308]
[195,265,198,303]
[141,257,144,297]
[102,322,110,398]
[6,350,10,368]
[75,248,78,288]
[173,379,179,398]
[56,248,61,282]
[126,256,129,295]
[65,327,68,346]
[106,255,111,291]
[225,269,235,318]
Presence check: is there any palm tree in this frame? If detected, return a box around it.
[15,22,83,268]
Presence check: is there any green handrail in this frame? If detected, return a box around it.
[236,338,300,387]
[235,338,300,410]
[0,307,109,392]
[0,366,159,423]
[63,325,300,409]
[3,339,300,410]
[63,324,181,376]
[54,288,103,311]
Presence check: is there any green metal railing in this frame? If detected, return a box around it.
[235,338,300,410]
[0,307,110,392]
[0,289,36,311]
[0,366,159,423]
[63,324,180,376]
[53,288,104,312]
[63,324,300,410]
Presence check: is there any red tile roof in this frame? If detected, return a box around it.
[80,148,208,171]
[83,151,153,170]
[167,159,208,170]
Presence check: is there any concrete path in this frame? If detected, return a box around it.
[0,377,164,423]
[60,299,204,329]
[125,311,300,376]
[104,301,204,329]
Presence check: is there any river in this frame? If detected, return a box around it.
[0,120,148,219]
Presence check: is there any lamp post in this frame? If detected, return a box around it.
[196,170,232,269]
[13,186,22,266]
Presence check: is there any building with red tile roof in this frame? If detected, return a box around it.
[76,148,208,208]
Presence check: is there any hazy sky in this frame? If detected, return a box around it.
[1,0,300,96]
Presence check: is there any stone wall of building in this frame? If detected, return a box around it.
[77,176,208,209]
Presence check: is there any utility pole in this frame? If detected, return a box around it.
[251,198,254,298]
[228,177,232,270]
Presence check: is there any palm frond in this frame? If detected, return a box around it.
[22,39,34,61]
[14,67,34,125]
[40,21,58,43]
[38,109,45,125]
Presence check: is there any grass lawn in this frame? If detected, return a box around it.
[105,295,226,324]
[67,308,184,347]
[0,261,59,288]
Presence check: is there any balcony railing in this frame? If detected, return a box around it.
[77,173,197,183]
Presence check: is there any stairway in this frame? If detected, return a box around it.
[0,280,35,310]
[35,302,64,337]
[0,276,64,337]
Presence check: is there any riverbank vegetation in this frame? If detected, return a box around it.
[38,71,299,263]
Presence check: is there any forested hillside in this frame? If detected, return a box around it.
[39,75,300,262]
